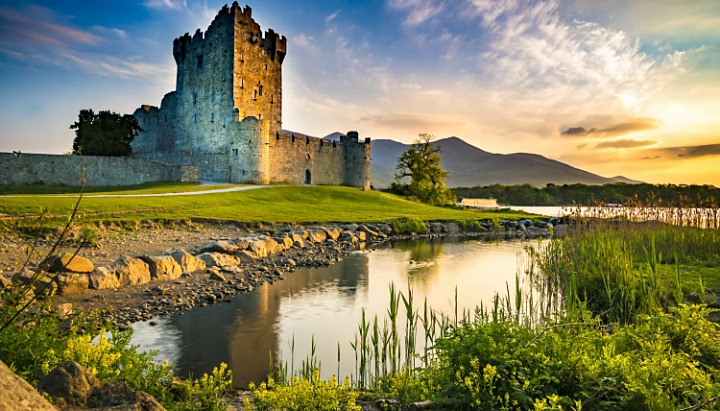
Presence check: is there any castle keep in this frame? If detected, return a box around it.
[132,2,371,188]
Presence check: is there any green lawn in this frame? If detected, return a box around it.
[0,185,539,225]
[0,182,235,195]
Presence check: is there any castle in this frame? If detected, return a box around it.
[131,2,372,188]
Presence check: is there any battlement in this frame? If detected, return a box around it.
[173,2,287,65]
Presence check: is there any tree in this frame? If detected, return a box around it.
[392,133,455,205]
[70,109,142,156]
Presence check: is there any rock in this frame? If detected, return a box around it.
[376,224,392,234]
[139,256,183,281]
[113,257,152,286]
[200,240,240,254]
[197,252,240,268]
[292,238,306,249]
[88,381,166,410]
[358,225,379,238]
[13,269,40,286]
[263,237,281,255]
[247,239,268,258]
[0,359,56,411]
[0,274,13,289]
[308,229,328,244]
[237,250,259,263]
[56,273,89,294]
[274,235,294,249]
[343,224,358,232]
[210,271,227,282]
[48,254,94,274]
[56,303,74,316]
[444,223,460,234]
[356,231,367,241]
[518,223,527,232]
[89,267,120,290]
[322,227,341,241]
[170,249,206,274]
[33,277,58,297]
[38,361,101,407]
[290,230,309,241]
[506,221,518,229]
[429,223,443,233]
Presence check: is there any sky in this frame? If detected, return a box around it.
[0,0,719,185]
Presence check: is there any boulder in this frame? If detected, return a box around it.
[248,239,268,258]
[56,273,89,294]
[263,237,281,255]
[343,224,359,232]
[33,277,58,297]
[308,229,328,244]
[444,223,460,234]
[237,250,259,263]
[14,269,41,285]
[89,267,120,290]
[139,256,182,281]
[290,231,307,242]
[429,223,444,234]
[340,230,355,238]
[170,250,206,274]
[114,257,151,286]
[38,361,101,407]
[358,225,379,238]
[56,303,74,316]
[376,224,392,234]
[518,223,527,232]
[200,240,241,254]
[0,359,56,411]
[197,252,240,268]
[274,235,294,249]
[292,239,306,249]
[356,231,367,241]
[48,255,94,274]
[87,381,166,411]
[322,227,341,241]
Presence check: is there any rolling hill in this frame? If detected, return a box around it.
[324,133,640,188]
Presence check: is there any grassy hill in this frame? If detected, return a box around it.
[0,184,537,225]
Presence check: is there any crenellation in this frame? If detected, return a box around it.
[132,3,370,188]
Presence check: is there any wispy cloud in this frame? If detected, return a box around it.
[0,6,102,46]
[360,113,470,131]
[326,10,341,23]
[387,0,445,27]
[143,0,188,10]
[595,139,658,149]
[562,118,662,138]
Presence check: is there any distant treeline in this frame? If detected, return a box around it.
[452,183,720,206]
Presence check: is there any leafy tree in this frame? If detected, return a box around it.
[70,109,142,156]
[392,133,455,205]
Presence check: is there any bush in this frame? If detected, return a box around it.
[246,371,360,411]
[391,219,428,235]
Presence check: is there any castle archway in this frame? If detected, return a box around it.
[305,169,312,185]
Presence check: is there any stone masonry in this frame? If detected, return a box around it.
[132,2,371,188]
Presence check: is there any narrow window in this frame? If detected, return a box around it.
[320,140,324,147]
[196,55,204,69]
[194,113,197,124]
[241,78,245,89]
[222,72,226,81]
[211,91,216,102]
[270,94,274,104]
[240,54,244,62]
[333,141,337,148]
[258,86,263,96]
[291,134,295,142]
[276,132,280,140]
[305,136,310,144]
[264,63,268,70]
[211,112,214,122]
[222,117,226,127]
[253,89,257,100]
[243,170,246,175]
[193,92,197,105]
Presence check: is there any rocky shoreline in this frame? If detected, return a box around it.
[1,218,567,328]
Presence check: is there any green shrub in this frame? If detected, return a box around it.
[391,219,428,235]
[246,371,360,411]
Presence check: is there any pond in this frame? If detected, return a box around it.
[130,237,542,388]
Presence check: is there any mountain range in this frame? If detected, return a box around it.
[321,133,640,188]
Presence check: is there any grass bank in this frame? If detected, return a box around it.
[0,185,539,225]
[0,182,233,195]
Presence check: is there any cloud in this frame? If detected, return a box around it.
[143,0,188,10]
[0,6,102,46]
[595,139,658,149]
[387,0,445,27]
[326,10,341,23]
[561,118,662,138]
[359,113,469,130]
[668,144,720,158]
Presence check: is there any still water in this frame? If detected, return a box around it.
[130,238,538,387]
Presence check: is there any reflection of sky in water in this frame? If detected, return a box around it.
[131,238,536,387]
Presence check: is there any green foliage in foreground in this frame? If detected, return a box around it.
[0,186,537,226]
[0,289,232,411]
[246,371,360,411]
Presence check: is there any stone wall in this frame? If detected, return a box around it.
[0,153,199,186]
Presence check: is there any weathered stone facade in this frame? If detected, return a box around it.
[132,3,371,188]
[0,153,199,186]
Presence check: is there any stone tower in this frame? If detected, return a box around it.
[132,3,371,188]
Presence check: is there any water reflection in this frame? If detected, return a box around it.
[131,238,534,387]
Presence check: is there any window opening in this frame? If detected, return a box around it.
[193,92,197,105]
[305,136,310,144]
[258,86,263,96]
[276,132,280,140]
[196,55,203,69]
[211,112,214,122]
[211,91,216,102]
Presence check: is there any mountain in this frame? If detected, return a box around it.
[367,136,642,188]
